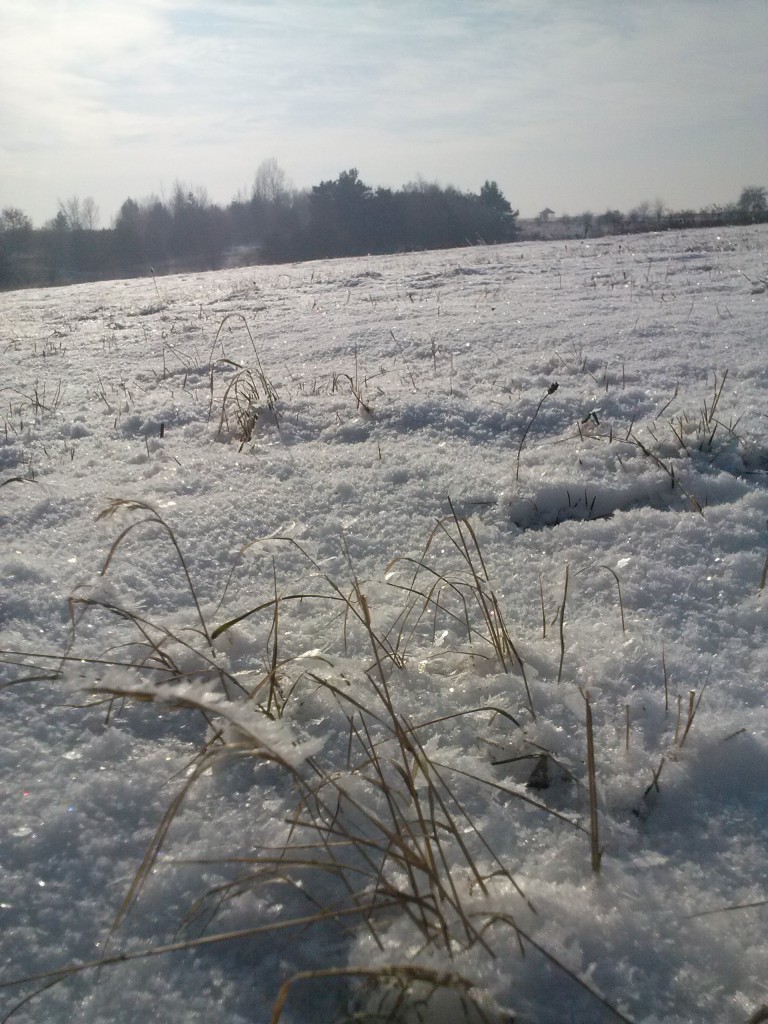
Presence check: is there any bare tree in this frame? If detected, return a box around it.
[171,181,210,212]
[627,201,651,229]
[59,196,84,230]
[81,196,100,229]
[252,158,290,204]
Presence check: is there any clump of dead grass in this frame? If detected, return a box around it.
[0,498,640,1024]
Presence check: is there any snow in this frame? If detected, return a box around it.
[1,225,767,1023]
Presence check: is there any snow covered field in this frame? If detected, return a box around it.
[2,225,767,1024]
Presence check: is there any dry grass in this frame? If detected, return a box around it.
[384,501,534,717]
[4,361,756,1022]
[206,312,280,445]
[0,498,648,1024]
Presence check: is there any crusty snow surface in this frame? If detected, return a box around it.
[2,226,767,1024]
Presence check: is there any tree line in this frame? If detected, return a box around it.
[0,161,765,290]
[523,186,768,242]
[0,165,517,289]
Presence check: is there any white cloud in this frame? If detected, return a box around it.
[0,0,765,223]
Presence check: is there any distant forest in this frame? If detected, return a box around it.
[1,161,766,290]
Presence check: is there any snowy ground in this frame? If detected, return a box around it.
[1,225,767,1024]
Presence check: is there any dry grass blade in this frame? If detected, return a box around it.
[80,682,318,946]
[434,759,589,836]
[760,552,768,592]
[685,898,768,920]
[643,756,665,799]
[107,756,210,940]
[597,565,626,633]
[0,904,400,1024]
[211,590,338,640]
[405,728,533,921]
[66,594,247,699]
[557,564,569,683]
[207,311,279,419]
[0,476,36,489]
[585,691,602,873]
[216,368,264,446]
[385,502,534,716]
[95,498,212,648]
[518,930,638,1024]
[342,707,479,950]
[515,381,559,482]
[678,687,704,748]
[625,429,704,514]
[413,705,522,732]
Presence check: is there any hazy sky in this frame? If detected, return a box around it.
[1,0,766,227]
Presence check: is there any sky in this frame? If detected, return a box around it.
[1,0,766,228]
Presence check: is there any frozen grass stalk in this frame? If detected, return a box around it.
[557,563,569,684]
[585,692,602,873]
[514,381,558,482]
[1,499,649,1023]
